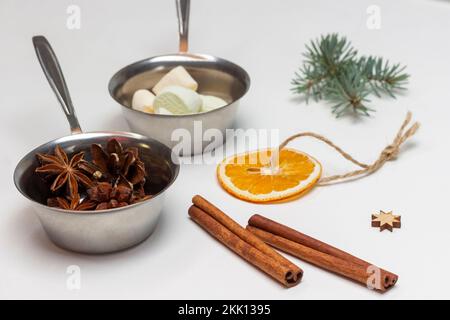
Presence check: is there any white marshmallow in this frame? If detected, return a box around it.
[154,85,201,115]
[200,95,228,112]
[152,66,198,95]
[131,89,155,113]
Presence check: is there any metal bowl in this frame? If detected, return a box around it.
[108,0,250,155]
[14,132,179,254]
[13,36,180,254]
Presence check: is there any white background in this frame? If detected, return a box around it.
[1,0,449,299]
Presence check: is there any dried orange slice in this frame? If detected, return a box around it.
[217,148,322,203]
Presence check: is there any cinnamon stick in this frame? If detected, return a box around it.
[247,215,398,292]
[249,214,385,269]
[192,196,300,274]
[189,196,302,287]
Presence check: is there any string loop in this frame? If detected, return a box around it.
[276,112,420,186]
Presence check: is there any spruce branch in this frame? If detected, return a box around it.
[357,56,409,98]
[325,64,373,117]
[291,33,409,117]
[291,66,327,102]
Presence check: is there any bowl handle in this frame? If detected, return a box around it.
[32,35,82,135]
[176,0,190,53]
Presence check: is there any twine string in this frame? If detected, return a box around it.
[274,112,420,186]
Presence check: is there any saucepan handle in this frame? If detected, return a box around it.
[32,35,82,134]
[176,0,190,53]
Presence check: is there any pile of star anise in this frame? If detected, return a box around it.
[35,138,152,211]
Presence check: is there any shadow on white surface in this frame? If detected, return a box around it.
[13,204,170,262]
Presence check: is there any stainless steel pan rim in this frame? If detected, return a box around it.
[13,131,180,216]
[109,53,250,118]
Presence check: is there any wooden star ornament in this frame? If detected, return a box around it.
[371,211,401,232]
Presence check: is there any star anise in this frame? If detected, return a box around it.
[35,140,152,212]
[87,182,131,210]
[86,181,152,210]
[88,139,146,186]
[47,194,97,211]
[36,146,94,198]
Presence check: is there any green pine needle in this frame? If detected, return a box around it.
[291,34,409,117]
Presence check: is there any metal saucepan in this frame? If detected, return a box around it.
[13,36,180,254]
[108,0,250,155]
